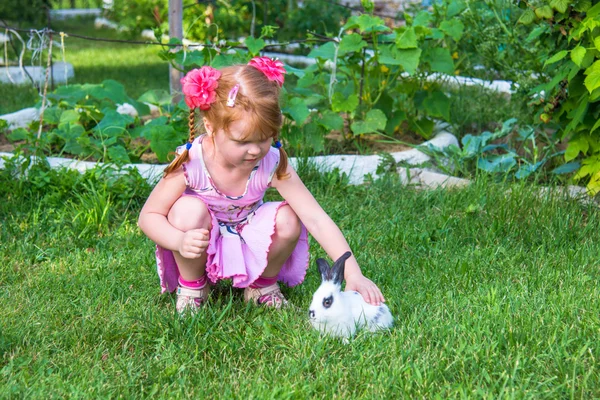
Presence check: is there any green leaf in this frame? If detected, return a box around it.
[317,111,344,131]
[426,48,455,74]
[535,5,554,19]
[518,9,536,25]
[138,89,172,106]
[93,109,134,137]
[7,128,28,141]
[413,11,432,27]
[397,49,422,75]
[574,0,591,12]
[355,15,389,33]
[515,160,545,179]
[296,71,317,88]
[447,0,466,17]
[138,116,169,139]
[147,125,182,163]
[423,91,450,120]
[571,46,587,67]
[284,64,307,78]
[302,121,325,153]
[175,50,206,67]
[440,20,465,42]
[338,34,367,56]
[591,118,600,133]
[550,0,569,13]
[56,123,86,155]
[526,26,546,43]
[44,107,62,125]
[89,80,128,104]
[587,1,600,17]
[244,37,266,55]
[350,109,387,135]
[379,45,422,74]
[477,154,517,173]
[307,42,337,61]
[565,136,589,161]
[211,54,238,69]
[584,60,600,93]
[594,37,600,52]
[283,97,310,124]
[342,14,388,32]
[59,110,80,127]
[409,117,434,139]
[331,93,359,113]
[544,50,568,66]
[384,111,407,135]
[396,28,418,49]
[565,98,589,134]
[106,145,131,164]
[552,161,580,174]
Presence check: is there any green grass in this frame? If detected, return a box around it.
[0,17,169,115]
[1,161,599,398]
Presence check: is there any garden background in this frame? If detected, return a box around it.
[1,0,600,397]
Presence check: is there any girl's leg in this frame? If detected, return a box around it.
[244,205,301,307]
[167,196,212,281]
[262,204,302,277]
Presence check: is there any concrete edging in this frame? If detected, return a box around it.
[0,130,458,186]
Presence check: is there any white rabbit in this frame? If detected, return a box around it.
[308,252,393,338]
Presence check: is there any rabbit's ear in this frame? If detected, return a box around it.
[331,252,352,285]
[316,258,331,281]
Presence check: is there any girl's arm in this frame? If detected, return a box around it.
[272,166,385,305]
[138,169,206,254]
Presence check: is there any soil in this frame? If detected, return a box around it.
[0,133,15,152]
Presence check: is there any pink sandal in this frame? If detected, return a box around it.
[176,285,210,314]
[244,283,289,309]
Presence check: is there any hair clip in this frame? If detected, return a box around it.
[227,84,240,107]
[274,140,282,149]
[186,142,192,150]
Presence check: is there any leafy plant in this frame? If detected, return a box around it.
[419,118,571,180]
[519,0,600,194]
[7,80,191,165]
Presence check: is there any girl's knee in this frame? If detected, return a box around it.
[168,197,211,231]
[275,205,301,241]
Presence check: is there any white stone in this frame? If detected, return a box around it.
[0,131,458,185]
[94,17,121,30]
[51,8,102,20]
[116,103,138,118]
[0,62,74,85]
[0,108,40,130]
[0,102,160,131]
[397,167,471,189]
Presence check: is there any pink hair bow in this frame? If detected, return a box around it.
[248,57,286,87]
[180,66,222,110]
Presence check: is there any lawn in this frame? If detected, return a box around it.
[0,16,169,115]
[1,161,599,398]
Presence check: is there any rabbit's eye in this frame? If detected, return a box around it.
[323,296,333,308]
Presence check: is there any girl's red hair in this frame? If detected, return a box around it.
[164,64,289,180]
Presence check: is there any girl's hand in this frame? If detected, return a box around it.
[178,228,210,259]
[345,273,386,306]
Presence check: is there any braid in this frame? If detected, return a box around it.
[164,108,196,177]
[187,108,195,142]
[274,136,290,180]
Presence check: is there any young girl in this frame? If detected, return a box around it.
[138,57,386,314]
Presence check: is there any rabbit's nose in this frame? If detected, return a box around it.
[308,310,315,318]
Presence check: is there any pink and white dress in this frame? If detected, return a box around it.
[155,135,310,293]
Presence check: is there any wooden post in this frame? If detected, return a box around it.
[169,0,183,104]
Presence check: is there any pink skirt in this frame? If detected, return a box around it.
[155,201,310,293]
